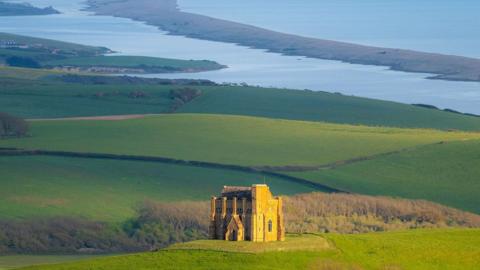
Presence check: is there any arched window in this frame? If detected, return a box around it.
[268,220,273,232]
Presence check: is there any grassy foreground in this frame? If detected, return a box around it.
[168,234,330,253]
[0,255,99,270]
[18,229,480,270]
[2,114,479,167]
[0,155,313,221]
[291,139,480,214]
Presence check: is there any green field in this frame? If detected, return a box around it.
[2,114,478,167]
[18,229,480,270]
[179,86,480,131]
[0,155,313,221]
[0,33,224,73]
[0,77,174,118]
[2,32,480,269]
[42,56,224,71]
[0,67,64,80]
[2,74,480,130]
[0,33,107,57]
[2,114,479,216]
[290,139,480,214]
[0,255,100,270]
[168,233,330,253]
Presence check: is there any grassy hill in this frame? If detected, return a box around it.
[2,114,478,167]
[179,86,480,130]
[2,73,480,130]
[2,114,479,214]
[17,229,480,270]
[42,56,225,72]
[0,67,63,80]
[0,255,98,270]
[0,155,313,221]
[168,234,330,253]
[0,33,224,73]
[0,75,175,117]
[1,33,479,267]
[290,139,480,214]
[0,33,105,56]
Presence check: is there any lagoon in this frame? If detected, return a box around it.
[179,0,480,58]
[1,0,479,114]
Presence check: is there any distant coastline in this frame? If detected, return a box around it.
[0,32,226,74]
[0,1,60,16]
[86,0,480,83]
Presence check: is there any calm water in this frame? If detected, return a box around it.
[1,0,479,114]
[179,0,480,58]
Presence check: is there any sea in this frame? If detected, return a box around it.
[1,0,479,114]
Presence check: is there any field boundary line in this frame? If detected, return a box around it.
[0,148,344,193]
[254,141,450,173]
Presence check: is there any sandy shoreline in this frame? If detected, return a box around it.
[85,0,480,83]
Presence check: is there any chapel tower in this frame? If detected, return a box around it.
[209,184,285,242]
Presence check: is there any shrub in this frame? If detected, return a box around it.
[5,56,41,68]
[0,217,137,253]
[0,112,29,138]
[412,103,439,110]
[128,90,147,99]
[283,193,480,233]
[1,193,479,254]
[168,87,202,112]
[126,200,209,250]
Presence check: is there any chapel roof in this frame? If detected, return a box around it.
[221,186,252,199]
